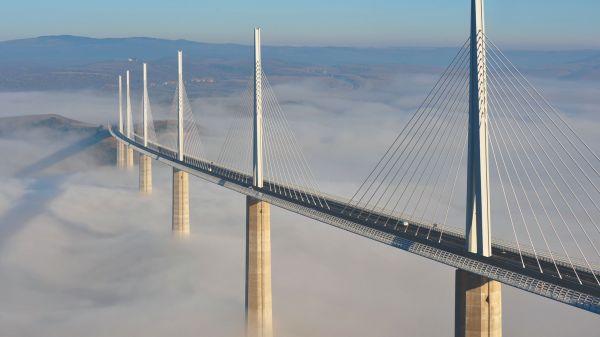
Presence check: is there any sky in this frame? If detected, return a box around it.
[1,0,599,48]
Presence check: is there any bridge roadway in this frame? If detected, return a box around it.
[112,127,600,314]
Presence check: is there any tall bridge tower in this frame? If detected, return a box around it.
[466,0,491,258]
[456,0,502,336]
[139,63,153,194]
[116,75,126,169]
[125,70,134,168]
[245,27,273,337]
[172,50,190,236]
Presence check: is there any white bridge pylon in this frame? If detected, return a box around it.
[466,0,491,258]
[253,27,264,189]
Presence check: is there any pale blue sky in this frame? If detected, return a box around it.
[1,0,598,48]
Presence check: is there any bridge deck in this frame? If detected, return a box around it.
[114,127,600,314]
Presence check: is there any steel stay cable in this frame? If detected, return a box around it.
[435,131,468,243]
[264,89,295,198]
[262,73,327,207]
[266,85,331,208]
[263,85,298,199]
[263,87,307,201]
[262,98,278,193]
[413,112,464,226]
[370,56,471,222]
[183,87,208,169]
[386,73,470,228]
[263,74,321,205]
[409,101,467,237]
[382,71,469,226]
[486,55,599,282]
[344,39,471,214]
[486,87,544,274]
[217,81,252,168]
[486,59,593,276]
[486,39,600,236]
[426,97,469,225]
[413,93,468,227]
[488,118,527,269]
[487,78,558,274]
[397,73,470,224]
[354,45,471,216]
[343,38,471,212]
[487,36,600,184]
[267,80,315,203]
[357,50,471,219]
[228,85,253,181]
[487,46,600,261]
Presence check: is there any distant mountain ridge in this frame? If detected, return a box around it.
[3,35,599,67]
[0,35,598,94]
[0,34,468,67]
[0,35,249,67]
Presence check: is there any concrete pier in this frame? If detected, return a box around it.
[245,196,273,337]
[172,168,189,236]
[125,146,134,169]
[455,269,502,337]
[116,142,125,168]
[139,154,152,193]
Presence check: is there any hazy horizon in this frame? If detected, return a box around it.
[3,34,600,51]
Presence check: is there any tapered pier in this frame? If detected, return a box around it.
[172,50,190,236]
[455,270,502,337]
[125,146,134,169]
[245,196,272,337]
[139,63,152,194]
[139,155,152,193]
[245,27,273,337]
[172,168,190,235]
[456,1,501,336]
[117,141,126,168]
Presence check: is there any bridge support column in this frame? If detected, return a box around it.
[172,168,189,236]
[116,142,125,168]
[125,146,134,169]
[245,196,272,337]
[139,154,152,193]
[455,269,502,337]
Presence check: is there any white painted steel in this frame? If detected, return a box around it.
[466,0,491,257]
[253,27,264,188]
[177,50,184,161]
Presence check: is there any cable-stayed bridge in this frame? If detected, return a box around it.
[109,1,600,336]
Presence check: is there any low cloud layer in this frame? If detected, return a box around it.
[0,70,599,336]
